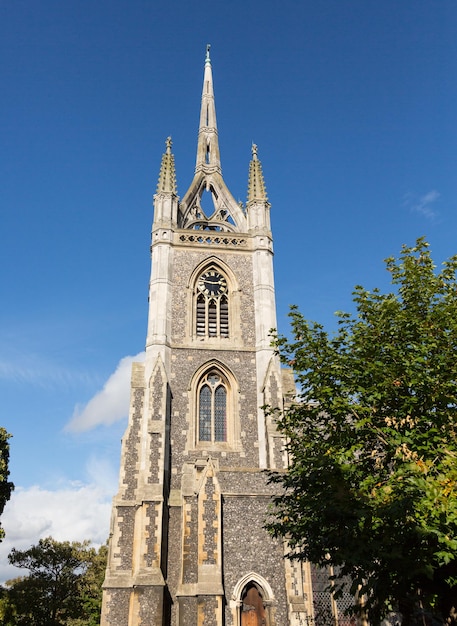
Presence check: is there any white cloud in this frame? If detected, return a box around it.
[66,352,145,432]
[403,189,441,220]
[0,354,147,582]
[0,466,116,584]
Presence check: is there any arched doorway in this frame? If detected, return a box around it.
[241,582,267,626]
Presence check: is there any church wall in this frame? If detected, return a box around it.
[163,476,288,626]
[168,348,259,478]
[160,239,285,624]
[165,243,267,477]
[167,504,183,625]
[170,246,257,348]
[101,588,131,625]
[222,493,289,625]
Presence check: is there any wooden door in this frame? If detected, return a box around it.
[241,585,266,626]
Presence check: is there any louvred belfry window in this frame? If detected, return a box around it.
[198,372,227,442]
[196,269,229,338]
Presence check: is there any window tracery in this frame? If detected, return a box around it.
[189,362,240,451]
[195,267,229,338]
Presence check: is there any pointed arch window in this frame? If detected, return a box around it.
[195,268,229,338]
[198,371,227,443]
[189,362,241,451]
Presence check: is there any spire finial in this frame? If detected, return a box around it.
[156,136,177,194]
[206,43,211,65]
[247,144,268,204]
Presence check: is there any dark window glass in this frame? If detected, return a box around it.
[214,386,227,441]
[199,385,212,441]
[208,300,217,336]
[196,294,206,336]
[220,296,229,337]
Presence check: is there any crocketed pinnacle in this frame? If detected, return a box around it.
[247,144,268,203]
[156,136,177,194]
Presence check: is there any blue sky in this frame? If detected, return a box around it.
[0,0,456,580]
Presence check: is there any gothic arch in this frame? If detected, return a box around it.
[232,573,275,626]
[233,573,274,603]
[187,257,241,342]
[182,181,238,232]
[179,172,248,233]
[187,360,241,451]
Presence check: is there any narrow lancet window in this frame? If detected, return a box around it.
[198,372,227,443]
[214,386,226,441]
[220,296,229,337]
[199,384,212,441]
[208,300,217,336]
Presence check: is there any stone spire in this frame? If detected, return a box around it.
[195,44,221,174]
[156,136,177,194]
[247,143,268,204]
[179,46,246,232]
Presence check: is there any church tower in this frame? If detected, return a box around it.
[101,46,314,626]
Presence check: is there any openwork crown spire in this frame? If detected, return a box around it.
[156,136,177,194]
[179,46,248,233]
[247,144,268,203]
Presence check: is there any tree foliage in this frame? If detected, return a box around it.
[67,542,108,626]
[267,238,457,625]
[0,537,107,625]
[0,428,14,542]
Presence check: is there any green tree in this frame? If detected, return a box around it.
[0,583,18,624]
[267,238,457,625]
[2,537,107,626]
[0,428,14,542]
[67,543,108,626]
